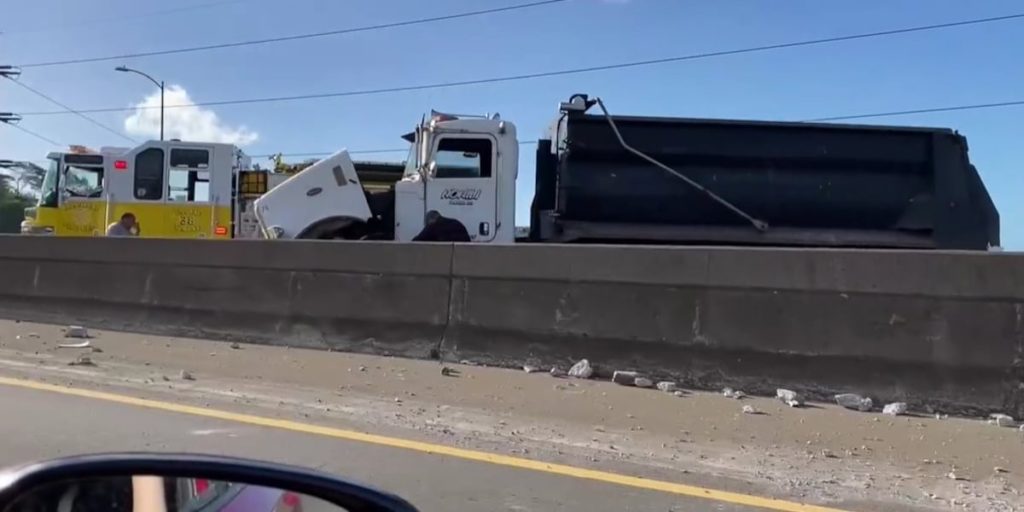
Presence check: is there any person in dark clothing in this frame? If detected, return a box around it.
[412,210,471,242]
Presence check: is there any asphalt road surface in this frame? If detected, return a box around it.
[0,383,762,512]
[0,320,1019,512]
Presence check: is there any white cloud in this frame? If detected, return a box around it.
[124,85,258,146]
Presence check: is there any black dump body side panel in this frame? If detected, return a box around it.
[531,112,999,250]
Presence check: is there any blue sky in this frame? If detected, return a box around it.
[2,0,1022,247]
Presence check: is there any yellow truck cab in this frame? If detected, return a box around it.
[26,140,259,239]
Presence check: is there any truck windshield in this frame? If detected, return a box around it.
[402,144,419,178]
[38,157,59,208]
[64,165,104,198]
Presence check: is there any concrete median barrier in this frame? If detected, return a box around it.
[445,244,1024,416]
[0,235,1020,416]
[0,236,452,358]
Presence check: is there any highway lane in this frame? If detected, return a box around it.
[0,383,768,512]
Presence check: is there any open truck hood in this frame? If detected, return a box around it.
[254,150,373,239]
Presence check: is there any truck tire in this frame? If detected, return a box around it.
[296,217,362,240]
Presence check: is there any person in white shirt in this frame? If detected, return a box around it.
[106,213,138,237]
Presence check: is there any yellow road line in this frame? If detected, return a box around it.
[0,375,847,512]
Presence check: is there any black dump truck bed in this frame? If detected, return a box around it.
[530,110,999,250]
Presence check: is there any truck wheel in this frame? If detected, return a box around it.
[296,217,367,240]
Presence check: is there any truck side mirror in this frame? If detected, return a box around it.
[425,161,438,178]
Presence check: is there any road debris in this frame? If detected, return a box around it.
[57,340,91,349]
[64,325,89,339]
[882,402,907,416]
[522,365,539,373]
[612,370,638,385]
[835,393,873,411]
[947,471,968,481]
[568,359,593,379]
[229,342,241,349]
[723,387,746,399]
[995,467,1009,474]
[742,405,758,414]
[776,388,803,407]
[633,377,654,388]
[179,370,195,381]
[549,367,567,378]
[656,381,677,393]
[440,366,458,377]
[91,346,103,353]
[988,413,1015,427]
[67,354,94,366]
[672,390,686,397]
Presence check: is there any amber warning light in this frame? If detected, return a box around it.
[114,160,128,170]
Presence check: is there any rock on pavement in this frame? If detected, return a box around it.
[883,402,907,416]
[65,325,89,339]
[568,359,593,379]
[776,388,802,407]
[612,371,638,385]
[835,393,873,412]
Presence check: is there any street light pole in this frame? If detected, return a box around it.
[115,65,164,141]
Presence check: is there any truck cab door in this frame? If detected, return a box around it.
[424,135,498,242]
[56,158,107,236]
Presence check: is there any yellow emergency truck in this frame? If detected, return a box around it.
[23,140,267,239]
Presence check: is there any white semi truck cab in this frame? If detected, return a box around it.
[254,111,518,242]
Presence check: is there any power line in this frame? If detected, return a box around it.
[252,140,542,159]
[17,0,567,68]
[258,96,1024,157]
[250,148,409,158]
[4,77,138,143]
[804,100,1024,122]
[1,121,63,147]
[18,11,1024,116]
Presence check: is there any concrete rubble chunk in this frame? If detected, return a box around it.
[68,354,94,366]
[612,371,639,385]
[835,393,873,412]
[673,390,686,397]
[883,402,908,416]
[568,359,594,379]
[229,342,241,349]
[58,340,91,349]
[65,326,90,339]
[723,387,746,399]
[179,370,195,381]
[988,413,1015,427]
[742,405,757,414]
[522,365,539,373]
[549,367,567,378]
[656,381,677,393]
[776,388,803,407]
[634,377,654,388]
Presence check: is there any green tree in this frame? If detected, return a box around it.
[0,172,32,234]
